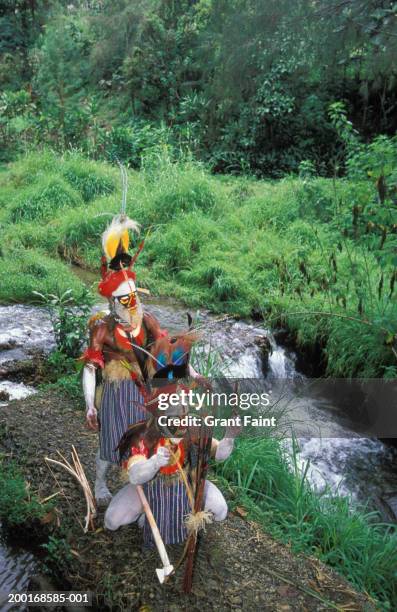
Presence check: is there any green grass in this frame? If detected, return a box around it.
[0,248,85,303]
[0,456,50,526]
[0,149,396,376]
[9,175,82,223]
[215,436,397,609]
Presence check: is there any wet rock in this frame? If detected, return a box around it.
[0,389,10,401]
[0,352,47,387]
[0,340,18,351]
[0,348,30,366]
[254,335,272,373]
[378,492,397,522]
[0,359,35,382]
[273,327,293,346]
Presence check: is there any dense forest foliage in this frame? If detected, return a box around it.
[1,0,397,175]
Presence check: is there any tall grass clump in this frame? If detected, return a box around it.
[9,176,82,222]
[2,150,60,188]
[0,248,85,303]
[0,458,50,526]
[61,156,116,202]
[136,152,221,224]
[54,195,120,265]
[216,436,397,609]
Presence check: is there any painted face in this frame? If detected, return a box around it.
[115,290,138,310]
[111,279,143,329]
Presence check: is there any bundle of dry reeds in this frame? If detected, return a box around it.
[45,445,97,532]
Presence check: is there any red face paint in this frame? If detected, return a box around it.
[116,292,137,309]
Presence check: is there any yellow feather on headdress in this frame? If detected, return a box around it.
[102,215,140,261]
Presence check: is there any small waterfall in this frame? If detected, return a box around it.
[267,332,297,380]
[263,333,397,515]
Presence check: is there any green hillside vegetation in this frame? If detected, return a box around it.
[1,137,397,378]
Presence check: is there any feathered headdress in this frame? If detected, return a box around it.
[98,164,145,297]
[99,215,143,297]
[102,214,140,268]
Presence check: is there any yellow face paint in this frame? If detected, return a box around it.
[116,292,137,309]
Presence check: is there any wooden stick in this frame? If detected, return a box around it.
[135,484,174,583]
[183,424,212,593]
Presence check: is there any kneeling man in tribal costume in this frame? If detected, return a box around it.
[104,335,239,548]
[104,413,237,542]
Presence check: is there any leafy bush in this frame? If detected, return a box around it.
[42,535,73,567]
[40,351,84,405]
[33,288,93,358]
[47,373,83,404]
[94,122,173,168]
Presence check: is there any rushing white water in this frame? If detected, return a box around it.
[266,336,397,512]
[0,381,36,405]
[0,305,55,353]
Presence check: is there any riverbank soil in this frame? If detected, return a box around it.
[0,390,375,611]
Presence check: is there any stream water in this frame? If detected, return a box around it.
[0,293,396,596]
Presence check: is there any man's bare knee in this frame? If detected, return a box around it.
[104,507,120,531]
[204,480,228,521]
[213,496,228,521]
[104,484,142,530]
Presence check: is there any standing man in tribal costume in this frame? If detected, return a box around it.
[81,215,168,505]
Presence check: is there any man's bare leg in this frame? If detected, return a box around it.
[104,483,143,530]
[95,450,113,506]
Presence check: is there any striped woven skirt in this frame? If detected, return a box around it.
[143,476,190,546]
[98,379,147,464]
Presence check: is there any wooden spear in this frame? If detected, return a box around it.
[182,422,213,593]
